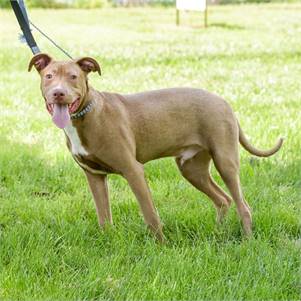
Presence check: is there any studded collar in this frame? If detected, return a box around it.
[71,101,93,120]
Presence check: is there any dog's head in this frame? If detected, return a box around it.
[28,53,101,128]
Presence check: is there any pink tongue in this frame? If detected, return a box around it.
[52,104,70,129]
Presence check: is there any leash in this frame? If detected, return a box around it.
[10,0,40,54]
[10,0,73,59]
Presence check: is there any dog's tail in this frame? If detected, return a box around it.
[238,122,284,157]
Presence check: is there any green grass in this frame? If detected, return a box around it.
[0,4,300,300]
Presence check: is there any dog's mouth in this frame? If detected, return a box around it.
[46,97,81,129]
[46,98,80,115]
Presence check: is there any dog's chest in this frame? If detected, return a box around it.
[64,124,115,175]
[64,124,88,156]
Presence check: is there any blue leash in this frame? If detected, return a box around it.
[10,0,73,59]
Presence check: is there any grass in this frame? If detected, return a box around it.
[0,3,300,300]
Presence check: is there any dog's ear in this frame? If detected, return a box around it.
[28,53,52,72]
[75,57,101,76]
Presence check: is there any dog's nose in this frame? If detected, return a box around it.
[52,88,66,101]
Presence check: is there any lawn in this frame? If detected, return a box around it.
[0,3,300,300]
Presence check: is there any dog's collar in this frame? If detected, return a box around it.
[71,101,93,120]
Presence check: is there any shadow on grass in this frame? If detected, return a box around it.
[0,137,83,198]
[105,49,301,69]
[1,137,300,246]
[210,22,245,30]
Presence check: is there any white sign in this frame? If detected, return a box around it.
[176,0,206,12]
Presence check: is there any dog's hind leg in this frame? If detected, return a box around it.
[212,148,252,236]
[209,177,232,207]
[175,151,230,224]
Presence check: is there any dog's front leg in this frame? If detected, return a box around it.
[85,171,113,227]
[123,163,164,242]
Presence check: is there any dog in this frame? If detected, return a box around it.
[28,53,283,241]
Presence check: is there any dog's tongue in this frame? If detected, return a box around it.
[52,104,70,129]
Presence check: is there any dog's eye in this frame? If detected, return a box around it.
[45,74,52,79]
[71,75,77,80]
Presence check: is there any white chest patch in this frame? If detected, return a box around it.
[64,124,88,156]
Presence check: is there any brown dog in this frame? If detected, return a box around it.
[29,53,283,241]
